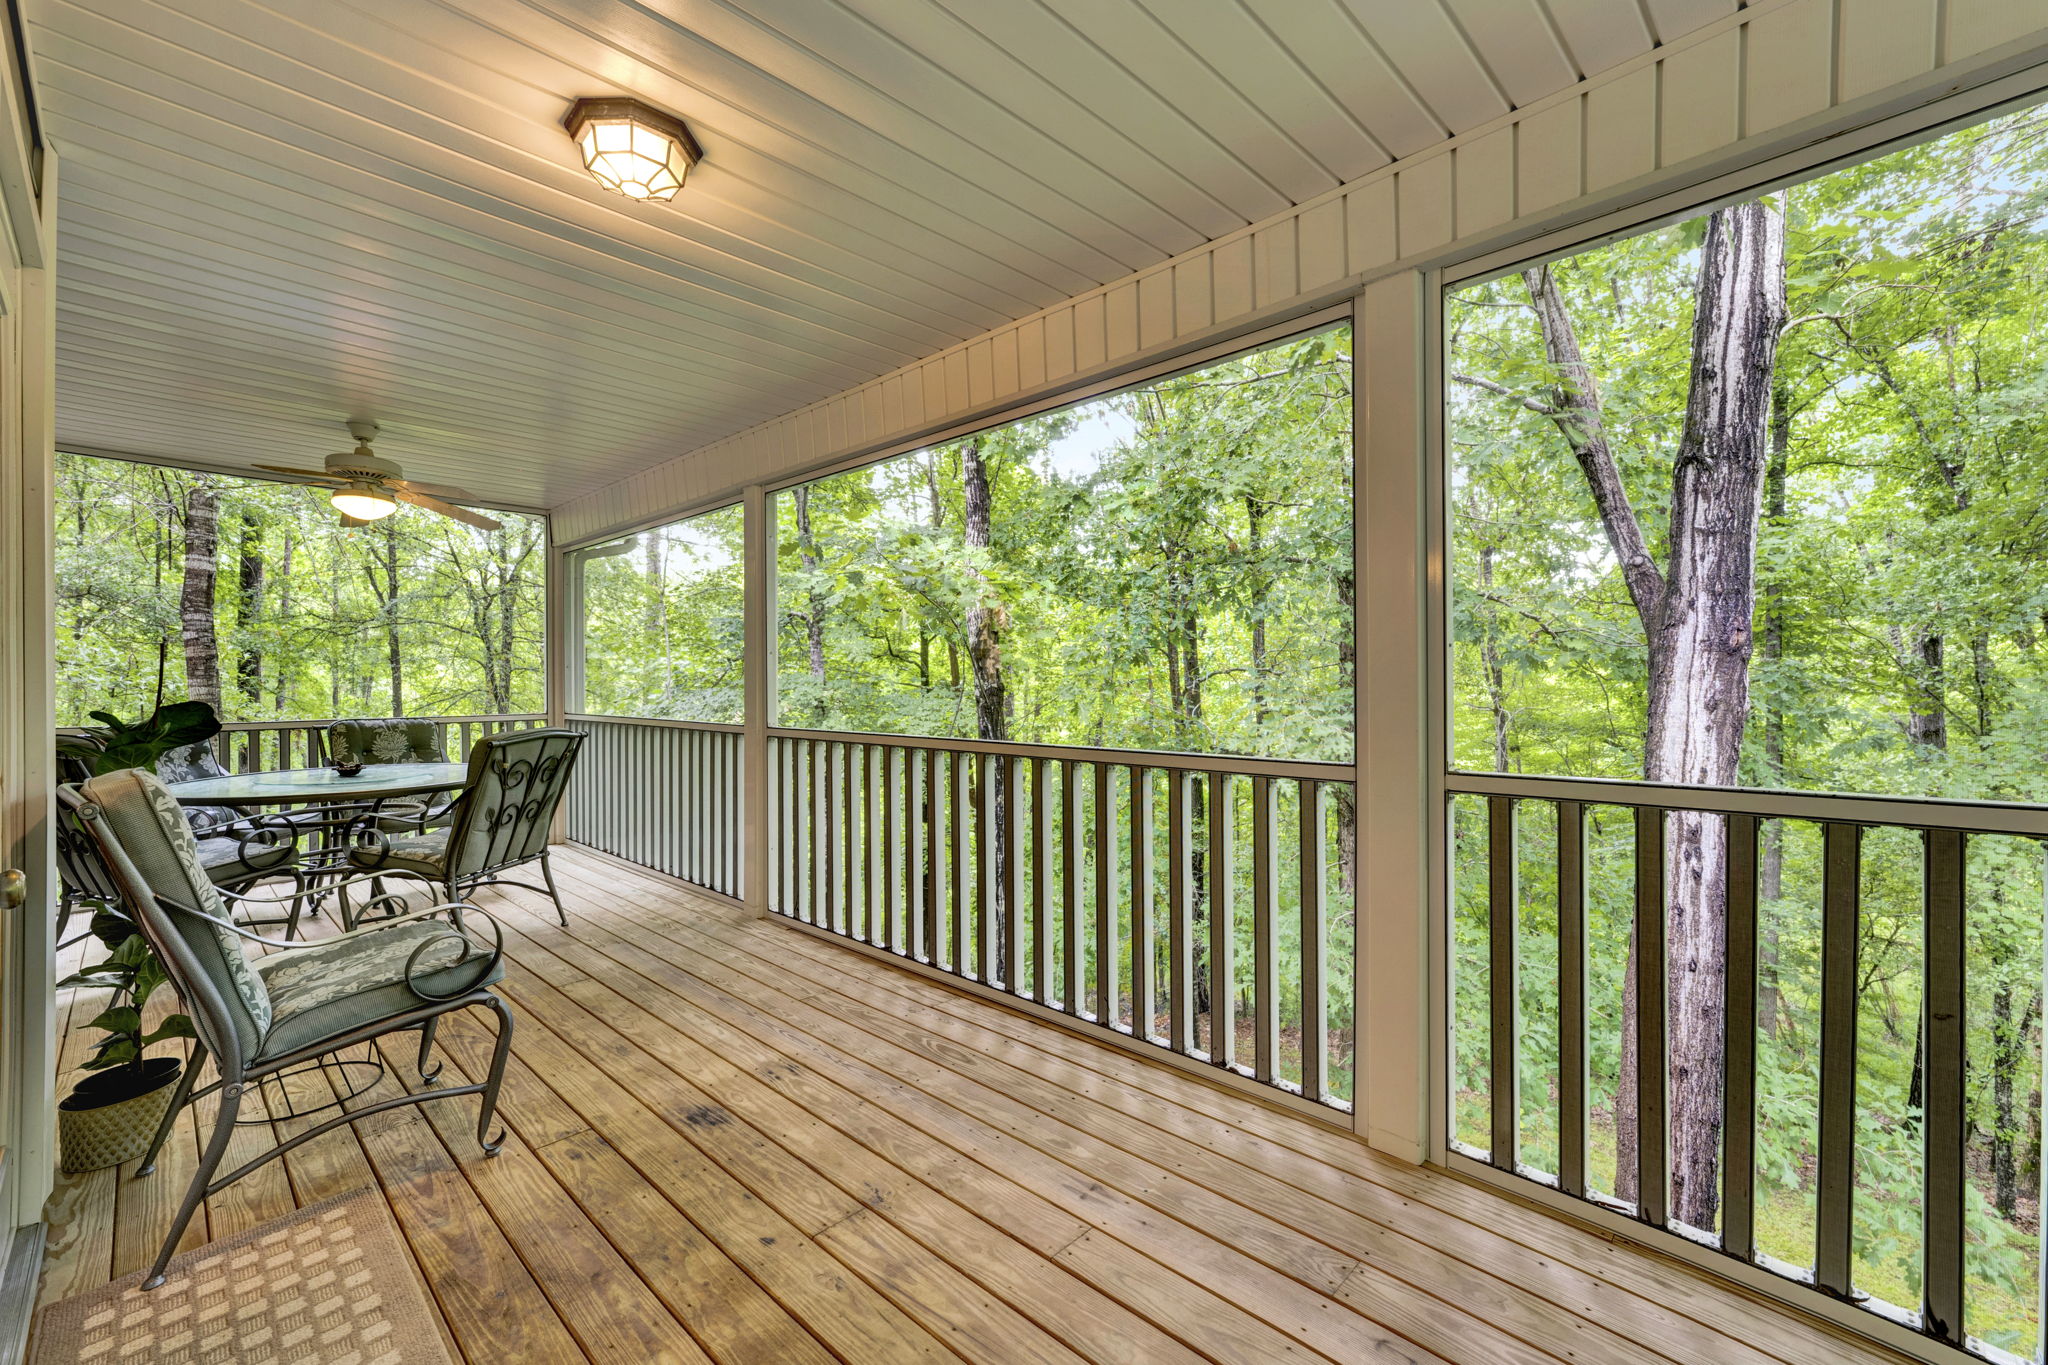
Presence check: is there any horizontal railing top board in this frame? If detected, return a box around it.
[565,714,746,734]
[766,725,1354,782]
[1444,769,2048,838]
[214,712,546,731]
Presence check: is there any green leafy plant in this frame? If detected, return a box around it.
[58,700,221,778]
[58,910,194,1080]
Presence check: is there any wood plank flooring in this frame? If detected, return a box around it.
[35,846,1914,1365]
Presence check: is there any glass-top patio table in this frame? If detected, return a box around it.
[161,761,469,806]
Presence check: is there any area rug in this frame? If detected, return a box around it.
[30,1186,452,1365]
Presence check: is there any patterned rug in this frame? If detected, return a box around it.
[31,1187,452,1365]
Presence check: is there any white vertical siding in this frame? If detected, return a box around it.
[553,0,2048,544]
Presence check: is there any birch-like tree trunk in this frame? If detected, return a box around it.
[235,510,265,709]
[1516,199,1785,1229]
[792,485,828,724]
[179,477,222,709]
[961,436,1013,981]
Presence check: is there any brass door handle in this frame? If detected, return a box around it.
[1,869,23,910]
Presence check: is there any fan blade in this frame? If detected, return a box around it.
[392,477,473,499]
[396,487,502,530]
[254,464,345,483]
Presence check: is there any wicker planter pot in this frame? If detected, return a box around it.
[59,1057,181,1174]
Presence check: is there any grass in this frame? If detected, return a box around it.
[1452,1090,2042,1353]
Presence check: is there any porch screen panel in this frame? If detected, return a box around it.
[767,324,1357,1113]
[1442,99,2048,1359]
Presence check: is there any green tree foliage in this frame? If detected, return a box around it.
[56,455,545,724]
[773,326,1354,762]
[1449,106,2048,1345]
[576,504,744,721]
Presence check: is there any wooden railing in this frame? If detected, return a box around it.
[564,716,743,898]
[1445,771,2048,1359]
[767,730,1356,1110]
[57,712,547,771]
[207,712,547,770]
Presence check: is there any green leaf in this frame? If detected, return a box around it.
[83,1005,141,1036]
[140,1015,197,1046]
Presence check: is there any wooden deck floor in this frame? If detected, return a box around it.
[35,846,1910,1365]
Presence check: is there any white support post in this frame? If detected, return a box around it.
[743,484,773,916]
[1,141,56,1231]
[544,524,572,844]
[1355,272,1432,1163]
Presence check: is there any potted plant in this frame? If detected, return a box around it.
[55,910,196,1173]
[57,698,222,777]
[54,697,221,1172]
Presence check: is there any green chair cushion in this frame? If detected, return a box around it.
[328,719,443,767]
[195,835,296,888]
[255,918,502,1062]
[77,770,274,1053]
[348,830,448,879]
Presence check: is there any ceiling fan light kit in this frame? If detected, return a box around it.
[329,481,398,521]
[564,97,700,202]
[255,420,504,531]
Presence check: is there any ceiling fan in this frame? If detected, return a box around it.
[256,421,503,531]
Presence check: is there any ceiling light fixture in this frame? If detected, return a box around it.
[330,481,398,521]
[564,97,701,202]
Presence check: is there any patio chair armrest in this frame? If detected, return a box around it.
[154,891,475,951]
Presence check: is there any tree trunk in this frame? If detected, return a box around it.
[1525,200,1786,1229]
[960,437,1013,982]
[1479,540,1511,771]
[271,529,295,712]
[1246,493,1270,733]
[178,478,221,708]
[1758,386,1789,1036]
[792,485,828,725]
[385,522,404,715]
[235,510,265,710]
[1993,980,2022,1217]
[1334,565,1357,897]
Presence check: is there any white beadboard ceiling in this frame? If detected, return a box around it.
[28,0,1737,510]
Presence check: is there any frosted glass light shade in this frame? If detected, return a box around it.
[564,98,700,203]
[331,483,398,520]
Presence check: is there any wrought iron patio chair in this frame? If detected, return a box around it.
[326,717,456,831]
[58,735,312,942]
[62,770,513,1290]
[349,727,584,927]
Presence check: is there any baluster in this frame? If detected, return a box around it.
[1063,759,1082,1016]
[1488,794,1520,1172]
[1300,781,1327,1104]
[976,753,997,982]
[1033,757,1052,1002]
[1252,775,1278,1086]
[1006,753,1026,992]
[950,750,969,974]
[917,748,938,962]
[1557,799,1587,1198]
[1130,768,1156,1040]
[1922,826,1965,1346]
[1208,771,1235,1068]
[1722,813,1759,1258]
[807,740,823,925]
[1168,769,1194,1054]
[1094,764,1118,1027]
[822,742,839,933]
[1815,821,1861,1296]
[845,744,863,939]
[905,748,926,959]
[883,747,900,953]
[1634,807,1668,1227]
